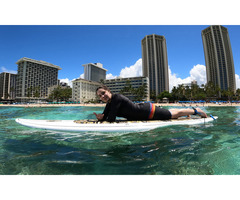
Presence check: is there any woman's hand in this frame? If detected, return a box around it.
[93,112,104,121]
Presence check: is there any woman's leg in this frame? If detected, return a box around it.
[169,107,207,119]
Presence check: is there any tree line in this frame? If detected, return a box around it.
[48,86,72,102]
[31,81,240,103]
[113,80,240,102]
[156,82,240,102]
[119,80,148,101]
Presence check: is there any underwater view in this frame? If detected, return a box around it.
[0,105,240,175]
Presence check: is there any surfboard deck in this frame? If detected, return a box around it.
[15,116,218,132]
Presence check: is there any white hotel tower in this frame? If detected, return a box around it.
[83,63,107,82]
[202,25,236,94]
[141,34,169,96]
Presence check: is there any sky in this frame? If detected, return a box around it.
[1,25,240,91]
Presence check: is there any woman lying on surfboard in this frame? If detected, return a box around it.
[93,85,207,122]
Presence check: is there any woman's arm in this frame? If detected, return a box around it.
[105,94,122,122]
[93,102,110,121]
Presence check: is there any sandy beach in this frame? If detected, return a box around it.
[1,102,239,108]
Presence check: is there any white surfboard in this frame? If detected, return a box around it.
[15,116,218,132]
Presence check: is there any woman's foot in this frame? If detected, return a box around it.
[193,107,207,118]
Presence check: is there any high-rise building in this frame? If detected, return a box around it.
[104,76,150,101]
[15,57,61,101]
[201,25,236,94]
[141,34,169,96]
[83,63,107,82]
[0,72,17,100]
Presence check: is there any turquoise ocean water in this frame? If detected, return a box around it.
[0,105,240,175]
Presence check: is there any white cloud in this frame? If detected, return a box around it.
[189,64,207,85]
[169,67,189,91]
[60,73,84,88]
[79,73,84,79]
[59,78,73,88]
[235,74,240,89]
[1,66,17,74]
[169,64,207,91]
[119,58,142,78]
[106,73,117,79]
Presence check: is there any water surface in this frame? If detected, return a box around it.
[0,106,239,175]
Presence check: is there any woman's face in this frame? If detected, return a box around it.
[97,88,112,103]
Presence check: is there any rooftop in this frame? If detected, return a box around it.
[16,57,62,70]
[82,63,108,71]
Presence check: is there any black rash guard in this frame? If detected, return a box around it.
[101,94,171,122]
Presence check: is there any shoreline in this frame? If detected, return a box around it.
[0,103,239,108]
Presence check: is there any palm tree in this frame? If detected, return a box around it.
[150,90,156,101]
[99,79,104,84]
[10,87,15,99]
[61,88,72,101]
[184,85,191,100]
[120,80,133,95]
[204,82,220,100]
[221,88,234,101]
[171,86,178,101]
[33,86,40,98]
[27,86,33,98]
[134,83,147,101]
[191,84,199,99]
[236,88,240,100]
[175,84,186,100]
[48,86,72,102]
[157,91,172,102]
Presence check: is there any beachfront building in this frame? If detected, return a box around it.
[141,34,169,96]
[202,25,236,95]
[83,63,107,82]
[0,72,17,100]
[72,78,101,103]
[103,76,150,101]
[15,57,61,102]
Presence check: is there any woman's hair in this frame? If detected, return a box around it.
[96,85,111,93]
